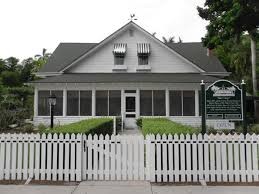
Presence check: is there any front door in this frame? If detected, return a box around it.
[124,95,137,129]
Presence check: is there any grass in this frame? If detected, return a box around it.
[42,118,113,135]
[138,118,200,135]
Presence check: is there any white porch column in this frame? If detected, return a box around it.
[166,89,170,117]
[136,88,140,118]
[195,90,199,116]
[92,88,96,116]
[63,88,67,116]
[34,88,38,117]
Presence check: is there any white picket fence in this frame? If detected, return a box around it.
[0,133,259,182]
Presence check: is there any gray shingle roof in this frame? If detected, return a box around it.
[167,42,226,72]
[39,43,97,72]
[39,42,226,73]
[32,73,219,83]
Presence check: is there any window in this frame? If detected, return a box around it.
[114,55,124,65]
[169,90,195,116]
[67,90,92,116]
[140,90,166,116]
[80,91,92,116]
[109,90,121,116]
[67,91,79,116]
[140,90,152,116]
[169,91,182,116]
[153,90,166,116]
[138,56,148,65]
[96,91,108,116]
[38,90,63,116]
[183,91,195,116]
[96,90,121,116]
[38,90,50,116]
[52,91,63,116]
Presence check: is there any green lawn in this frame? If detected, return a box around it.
[42,118,113,135]
[138,118,200,135]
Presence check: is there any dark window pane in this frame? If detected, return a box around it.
[109,90,121,116]
[67,91,79,116]
[126,97,135,112]
[80,91,92,116]
[125,90,136,93]
[153,90,166,116]
[96,91,108,116]
[140,90,152,116]
[138,56,148,65]
[114,56,124,65]
[38,90,50,116]
[51,91,63,116]
[169,91,182,116]
[183,91,195,116]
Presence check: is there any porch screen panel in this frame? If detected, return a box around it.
[38,90,50,116]
[67,91,79,116]
[96,90,108,116]
[140,90,152,116]
[169,91,182,116]
[183,91,195,116]
[153,90,166,116]
[80,91,92,116]
[109,90,121,116]
[51,90,63,116]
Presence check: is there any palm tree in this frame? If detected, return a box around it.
[162,36,175,44]
[35,48,51,61]
[34,48,51,72]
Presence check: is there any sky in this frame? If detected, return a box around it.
[0,0,208,60]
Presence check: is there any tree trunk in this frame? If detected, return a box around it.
[250,35,257,120]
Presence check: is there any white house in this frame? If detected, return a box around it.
[32,21,229,128]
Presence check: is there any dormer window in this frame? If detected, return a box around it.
[137,43,150,65]
[113,43,127,65]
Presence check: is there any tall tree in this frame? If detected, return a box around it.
[197,0,259,118]
[34,48,51,72]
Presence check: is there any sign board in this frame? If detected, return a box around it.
[206,80,243,120]
[214,120,235,130]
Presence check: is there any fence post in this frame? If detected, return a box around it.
[201,80,206,134]
[145,135,151,181]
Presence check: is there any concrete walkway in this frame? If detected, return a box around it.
[118,128,142,135]
[0,181,259,194]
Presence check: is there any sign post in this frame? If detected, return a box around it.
[201,80,206,134]
[241,80,247,134]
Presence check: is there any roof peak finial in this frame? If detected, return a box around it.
[129,14,137,22]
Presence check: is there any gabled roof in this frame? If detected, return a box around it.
[38,43,96,73]
[167,42,227,73]
[38,22,227,74]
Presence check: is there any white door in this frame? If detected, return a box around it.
[124,95,137,129]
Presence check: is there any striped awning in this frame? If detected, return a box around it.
[137,43,150,56]
[113,43,127,55]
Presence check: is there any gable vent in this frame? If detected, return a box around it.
[129,29,134,37]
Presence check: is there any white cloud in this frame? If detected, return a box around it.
[0,0,208,60]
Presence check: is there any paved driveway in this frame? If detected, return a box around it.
[0,181,258,194]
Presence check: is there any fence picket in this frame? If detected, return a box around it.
[23,133,28,180]
[128,136,133,180]
[11,134,17,180]
[204,134,210,182]
[233,133,240,182]
[64,134,70,181]
[156,134,162,182]
[133,136,139,180]
[162,134,168,182]
[34,133,40,180]
[87,134,93,180]
[198,134,203,182]
[168,134,173,182]
[192,134,198,182]
[246,134,252,182]
[0,134,5,180]
[52,134,58,181]
[116,135,122,180]
[174,134,179,182]
[150,134,156,182]
[58,134,64,181]
[215,133,222,182]
[104,134,110,180]
[70,134,76,181]
[252,134,258,182]
[110,135,116,180]
[139,135,145,180]
[76,134,82,181]
[93,134,98,180]
[122,136,127,180]
[40,134,46,180]
[46,134,52,180]
[29,134,35,179]
[240,134,246,182]
[221,134,228,182]
[186,134,191,182]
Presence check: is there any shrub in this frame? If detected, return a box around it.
[38,123,47,131]
[43,118,114,135]
[139,118,199,135]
